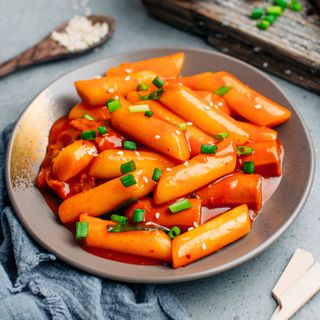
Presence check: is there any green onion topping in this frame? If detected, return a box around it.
[83,113,95,121]
[120,174,137,187]
[133,208,145,223]
[144,110,153,118]
[129,104,150,113]
[98,126,107,135]
[152,76,165,88]
[120,160,136,174]
[264,15,277,24]
[107,99,121,112]
[106,98,115,106]
[111,214,128,225]
[215,132,229,141]
[168,226,181,240]
[201,144,217,154]
[266,5,283,16]
[139,94,149,101]
[148,88,164,100]
[81,130,96,140]
[214,86,232,96]
[251,7,265,19]
[274,0,287,9]
[75,221,89,240]
[169,198,192,213]
[243,161,255,174]
[257,20,270,30]
[137,83,149,91]
[108,224,160,233]
[177,123,187,131]
[123,140,137,151]
[152,168,163,182]
[289,0,302,11]
[237,146,254,155]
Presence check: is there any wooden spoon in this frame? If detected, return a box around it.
[0,15,116,78]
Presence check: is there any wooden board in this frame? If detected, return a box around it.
[142,0,320,94]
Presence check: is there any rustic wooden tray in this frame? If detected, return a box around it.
[142,0,320,94]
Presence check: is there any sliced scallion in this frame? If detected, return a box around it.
[168,226,181,240]
[214,86,232,96]
[152,168,163,182]
[201,144,217,154]
[243,161,255,174]
[251,7,265,19]
[137,83,149,91]
[148,88,164,100]
[168,198,192,213]
[81,130,96,140]
[237,146,254,155]
[120,174,137,187]
[83,113,95,121]
[107,99,121,112]
[215,132,229,141]
[98,126,107,135]
[152,76,165,88]
[266,5,283,15]
[123,140,137,151]
[120,160,136,174]
[144,110,153,117]
[177,123,187,131]
[110,214,128,225]
[133,208,145,223]
[128,104,150,113]
[75,221,89,240]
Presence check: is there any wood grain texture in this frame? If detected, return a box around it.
[0,15,116,78]
[142,0,320,93]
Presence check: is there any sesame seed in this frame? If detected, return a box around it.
[114,95,119,100]
[94,75,102,79]
[124,75,131,81]
[202,243,207,250]
[135,151,140,156]
[186,122,193,126]
[184,161,189,166]
[209,101,214,107]
[125,68,132,74]
[262,62,269,68]
[155,135,161,140]
[193,221,199,228]
[107,88,115,93]
[204,106,211,111]
[143,176,149,184]
[285,69,292,75]
[166,168,172,172]
[155,212,160,219]
[217,102,223,107]
[188,227,194,231]
[214,105,219,109]
[176,130,182,135]
[254,104,263,109]
[178,82,183,86]
[116,151,123,155]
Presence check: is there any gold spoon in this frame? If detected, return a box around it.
[0,15,115,78]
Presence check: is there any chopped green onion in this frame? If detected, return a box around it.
[177,123,187,131]
[98,126,107,135]
[139,94,149,101]
[108,224,160,232]
[214,86,232,96]
[251,7,265,19]
[137,83,149,91]
[107,99,121,112]
[83,113,95,121]
[129,104,150,113]
[133,208,145,222]
[215,132,229,141]
[152,76,165,88]
[120,160,136,174]
[120,174,137,187]
[168,226,181,240]
[257,20,270,30]
[169,198,192,213]
[111,214,128,225]
[152,168,163,182]
[237,146,254,155]
[266,6,283,15]
[243,161,255,174]
[106,98,115,106]
[75,221,89,240]
[144,110,153,118]
[201,144,217,154]
[81,130,96,140]
[274,0,287,9]
[148,88,164,100]
[289,0,302,11]
[123,140,137,151]
[264,14,277,24]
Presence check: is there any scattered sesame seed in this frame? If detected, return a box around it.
[114,95,119,100]
[155,212,160,219]
[217,102,223,107]
[186,122,193,126]
[175,130,182,135]
[184,161,189,166]
[204,106,211,111]
[209,101,214,107]
[188,227,194,231]
[202,243,207,250]
[93,75,102,79]
[285,69,292,75]
[116,151,124,155]
[107,88,115,93]
[254,104,263,109]
[155,135,161,140]
[135,151,140,156]
[253,46,262,53]
[143,176,149,184]
[166,168,172,172]
[262,62,269,68]
[193,221,199,228]
[178,82,183,86]
[124,75,131,81]
[214,105,219,109]
[125,68,132,74]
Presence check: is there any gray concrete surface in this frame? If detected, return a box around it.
[0,0,319,319]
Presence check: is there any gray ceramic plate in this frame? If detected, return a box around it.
[6,48,314,283]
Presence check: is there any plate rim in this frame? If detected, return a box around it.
[5,47,315,283]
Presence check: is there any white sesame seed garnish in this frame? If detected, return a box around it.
[178,82,183,86]
[184,161,189,166]
[204,106,211,111]
[193,221,199,228]
[202,243,207,250]
[217,102,223,107]
[262,62,269,68]
[116,151,124,155]
[214,105,219,109]
[166,168,172,172]
[175,130,182,135]
[114,95,119,100]
[135,151,140,156]
[155,135,161,140]
[254,104,263,109]
[188,227,194,231]
[285,69,291,75]
[155,212,160,219]
[209,101,214,107]
[125,68,132,74]
[186,122,193,126]
[124,75,131,81]
[143,176,149,184]
[93,75,102,79]
[107,88,115,93]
